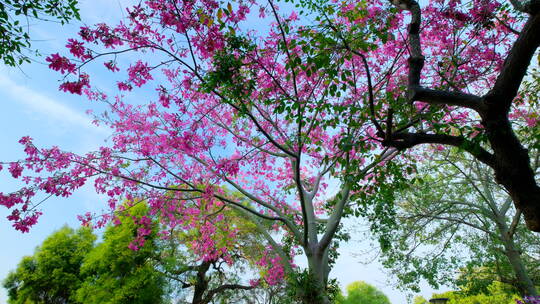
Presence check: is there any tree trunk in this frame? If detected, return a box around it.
[191,260,212,304]
[494,215,538,296]
[478,11,540,232]
[503,242,538,296]
[304,247,331,304]
[482,109,540,232]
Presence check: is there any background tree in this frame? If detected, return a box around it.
[3,226,95,304]
[336,281,391,304]
[412,296,429,304]
[75,203,167,304]
[376,148,540,296]
[0,0,80,66]
[152,197,278,304]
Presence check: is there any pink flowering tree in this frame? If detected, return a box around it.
[0,1,403,302]
[1,0,539,302]
[149,198,290,304]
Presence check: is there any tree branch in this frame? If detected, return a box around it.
[508,209,522,239]
[412,87,484,112]
[292,158,315,246]
[484,12,540,112]
[238,209,296,272]
[508,0,540,14]
[387,132,495,167]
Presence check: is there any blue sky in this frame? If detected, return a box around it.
[0,1,446,303]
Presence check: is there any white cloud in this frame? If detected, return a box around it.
[0,74,109,134]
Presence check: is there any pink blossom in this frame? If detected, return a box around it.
[289,11,298,21]
[104,60,120,72]
[66,39,92,60]
[127,60,153,87]
[8,163,23,178]
[46,53,76,74]
[59,73,90,95]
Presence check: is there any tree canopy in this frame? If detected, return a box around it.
[377,148,540,296]
[3,202,275,304]
[3,226,95,304]
[337,281,391,304]
[75,204,166,304]
[1,0,539,302]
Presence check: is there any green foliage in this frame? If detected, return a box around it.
[413,296,429,304]
[3,205,166,304]
[201,33,257,116]
[350,160,412,253]
[376,149,540,293]
[0,0,80,66]
[3,226,96,304]
[76,204,165,304]
[3,201,277,304]
[431,282,521,304]
[336,281,391,304]
[454,265,522,296]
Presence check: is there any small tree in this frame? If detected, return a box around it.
[431,281,521,304]
[413,296,429,304]
[3,226,95,304]
[152,198,278,304]
[75,204,166,304]
[337,281,391,304]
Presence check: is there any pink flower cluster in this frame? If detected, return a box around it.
[0,188,41,233]
[46,53,76,74]
[256,247,285,286]
[127,60,153,87]
[66,39,92,60]
[59,73,90,95]
[128,215,153,251]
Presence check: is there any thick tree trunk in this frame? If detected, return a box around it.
[191,261,212,304]
[304,248,331,304]
[480,9,540,232]
[481,109,540,232]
